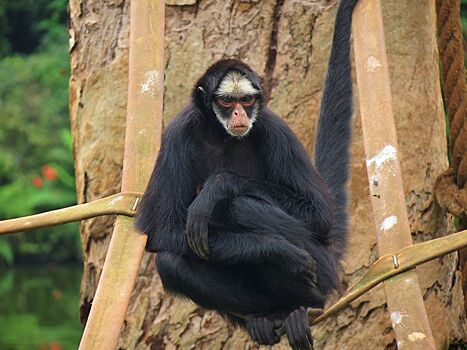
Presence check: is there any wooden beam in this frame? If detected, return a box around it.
[78,1,164,348]
[352,1,435,348]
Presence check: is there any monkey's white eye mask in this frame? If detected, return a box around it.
[212,71,260,138]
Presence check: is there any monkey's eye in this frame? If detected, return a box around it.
[240,95,256,106]
[216,96,235,107]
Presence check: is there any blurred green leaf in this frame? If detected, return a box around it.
[0,240,14,266]
[0,3,79,265]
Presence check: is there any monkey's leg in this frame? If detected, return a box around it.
[231,196,338,300]
[207,229,315,279]
[229,195,316,247]
[157,252,286,346]
[156,251,277,316]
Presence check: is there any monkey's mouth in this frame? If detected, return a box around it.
[230,125,250,135]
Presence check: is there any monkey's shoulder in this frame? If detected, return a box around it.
[164,104,200,137]
[256,108,306,150]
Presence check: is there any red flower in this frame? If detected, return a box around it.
[52,289,63,300]
[41,165,57,181]
[32,176,43,188]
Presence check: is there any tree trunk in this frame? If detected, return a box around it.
[69,1,467,349]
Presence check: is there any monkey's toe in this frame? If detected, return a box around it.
[284,307,313,350]
[246,316,281,346]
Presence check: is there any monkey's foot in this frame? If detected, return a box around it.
[246,315,281,346]
[284,307,313,350]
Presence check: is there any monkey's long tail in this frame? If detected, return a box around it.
[314,0,359,260]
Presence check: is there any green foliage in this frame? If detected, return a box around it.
[0,0,79,265]
[0,128,81,264]
[0,265,82,350]
[0,43,69,181]
[0,240,14,267]
[0,0,67,57]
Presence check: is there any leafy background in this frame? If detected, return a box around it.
[0,0,80,267]
[0,1,81,349]
[0,1,466,349]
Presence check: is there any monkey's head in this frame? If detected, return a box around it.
[193,59,263,138]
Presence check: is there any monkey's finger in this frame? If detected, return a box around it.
[274,321,285,340]
[303,268,316,283]
[185,219,197,250]
[263,318,278,345]
[195,221,209,258]
[188,224,207,259]
[300,308,313,350]
[250,322,261,345]
[192,221,209,259]
[258,319,269,345]
[299,273,314,291]
[186,229,198,255]
[291,311,305,350]
[273,319,283,330]
[284,315,299,350]
[200,221,210,257]
[256,318,266,345]
[296,310,311,350]
[305,273,318,290]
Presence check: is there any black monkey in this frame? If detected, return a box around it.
[136,0,358,348]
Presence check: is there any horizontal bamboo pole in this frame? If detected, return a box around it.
[0,193,141,235]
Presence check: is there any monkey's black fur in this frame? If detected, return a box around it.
[136,0,358,348]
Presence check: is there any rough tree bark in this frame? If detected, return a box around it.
[69,1,466,349]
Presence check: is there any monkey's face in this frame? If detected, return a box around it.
[212,71,260,138]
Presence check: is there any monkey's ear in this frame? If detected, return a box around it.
[196,85,212,106]
[195,85,207,105]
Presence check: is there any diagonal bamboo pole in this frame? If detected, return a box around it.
[312,229,467,325]
[352,1,435,349]
[78,0,164,349]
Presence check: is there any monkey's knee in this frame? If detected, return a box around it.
[156,251,186,290]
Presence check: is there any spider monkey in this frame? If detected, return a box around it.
[136,0,358,348]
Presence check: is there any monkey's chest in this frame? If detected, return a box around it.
[202,142,265,179]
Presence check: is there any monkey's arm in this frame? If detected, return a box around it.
[186,172,281,258]
[258,110,335,241]
[186,171,330,255]
[135,111,198,255]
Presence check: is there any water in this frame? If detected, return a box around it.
[0,265,83,350]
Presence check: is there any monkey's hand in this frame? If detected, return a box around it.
[186,201,210,259]
[281,246,318,290]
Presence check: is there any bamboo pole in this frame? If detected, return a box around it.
[312,229,467,325]
[78,0,164,349]
[0,193,141,235]
[352,1,436,349]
